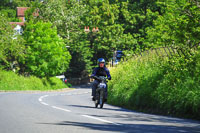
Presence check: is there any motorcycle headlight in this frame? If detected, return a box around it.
[99,83,106,88]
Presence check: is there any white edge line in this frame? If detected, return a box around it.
[41,102,49,106]
[52,106,71,112]
[82,115,119,125]
[43,95,49,97]
[39,95,49,101]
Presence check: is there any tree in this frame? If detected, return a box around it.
[0,13,25,71]
[38,0,93,77]
[146,0,200,48]
[118,0,162,50]
[0,0,38,21]
[22,21,71,78]
[85,0,137,62]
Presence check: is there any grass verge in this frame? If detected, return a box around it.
[108,48,200,120]
[0,69,71,91]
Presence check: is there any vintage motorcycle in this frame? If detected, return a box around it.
[93,76,108,108]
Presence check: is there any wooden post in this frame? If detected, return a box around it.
[155,48,159,56]
[163,47,169,57]
[167,47,172,56]
[170,47,176,55]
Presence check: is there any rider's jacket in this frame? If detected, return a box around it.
[91,67,111,80]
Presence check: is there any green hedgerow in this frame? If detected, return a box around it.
[0,69,70,91]
[108,48,200,120]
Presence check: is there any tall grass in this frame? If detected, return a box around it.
[0,70,70,91]
[108,48,200,120]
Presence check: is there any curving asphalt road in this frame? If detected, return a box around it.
[0,87,200,133]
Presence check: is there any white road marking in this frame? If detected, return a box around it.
[39,91,91,113]
[52,106,71,112]
[38,91,122,126]
[38,95,49,102]
[41,102,49,106]
[82,115,119,125]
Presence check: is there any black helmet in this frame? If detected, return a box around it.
[97,58,105,65]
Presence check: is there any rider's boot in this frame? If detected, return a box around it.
[92,96,95,101]
[104,98,107,102]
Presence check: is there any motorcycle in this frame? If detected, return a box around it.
[93,76,108,108]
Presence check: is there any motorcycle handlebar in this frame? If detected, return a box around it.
[91,76,108,81]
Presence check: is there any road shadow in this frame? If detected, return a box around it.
[67,105,200,124]
[64,105,200,129]
[67,104,137,112]
[38,120,200,133]
[68,104,95,109]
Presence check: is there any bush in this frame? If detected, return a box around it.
[108,48,200,120]
[22,21,71,78]
[0,69,70,91]
[108,52,166,107]
[152,48,200,118]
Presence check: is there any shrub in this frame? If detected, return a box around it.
[108,48,200,120]
[0,69,70,91]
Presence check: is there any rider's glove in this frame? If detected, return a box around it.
[90,75,98,80]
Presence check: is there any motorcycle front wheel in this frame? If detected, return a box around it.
[100,91,104,108]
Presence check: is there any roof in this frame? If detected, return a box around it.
[9,7,39,28]
[9,22,25,27]
[17,7,39,17]
[17,7,29,17]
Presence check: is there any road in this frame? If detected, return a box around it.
[0,87,200,133]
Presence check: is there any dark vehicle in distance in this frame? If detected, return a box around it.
[113,50,123,65]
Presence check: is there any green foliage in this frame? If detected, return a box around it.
[28,0,184,78]
[108,48,200,119]
[2,0,200,78]
[118,0,161,50]
[85,0,138,63]
[146,0,200,47]
[0,9,20,22]
[153,48,200,118]
[38,0,93,77]
[22,21,71,77]
[0,69,69,91]
[37,0,159,77]
[0,13,25,71]
[108,51,166,108]
[0,0,38,21]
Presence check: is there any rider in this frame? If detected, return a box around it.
[90,58,111,101]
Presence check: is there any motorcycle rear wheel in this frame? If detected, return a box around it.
[95,93,100,108]
[95,100,98,108]
[100,91,104,108]
[100,100,104,108]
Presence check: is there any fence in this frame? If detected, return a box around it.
[109,44,199,67]
[68,44,199,84]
